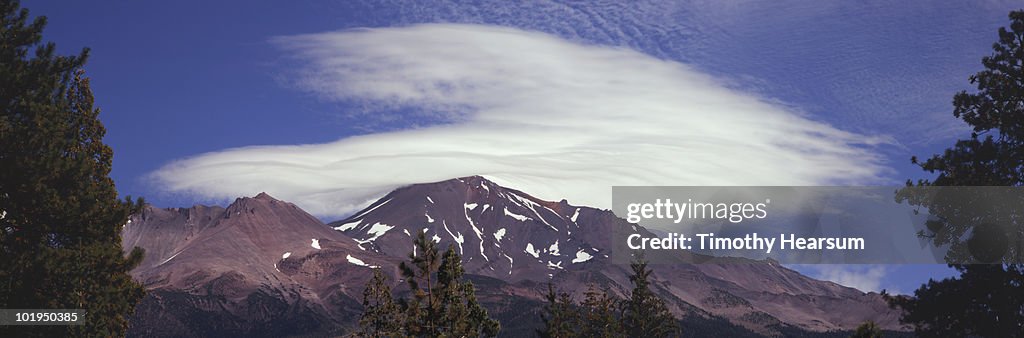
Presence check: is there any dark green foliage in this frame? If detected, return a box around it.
[535,255,680,337]
[530,289,906,338]
[907,10,1024,188]
[899,10,1024,263]
[850,321,882,338]
[127,288,347,338]
[0,1,145,336]
[676,314,761,338]
[893,10,1024,338]
[536,283,578,338]
[888,265,1024,337]
[358,269,405,337]
[435,245,500,337]
[399,232,441,336]
[360,232,499,337]
[621,257,678,337]
[675,314,909,338]
[484,292,546,337]
[535,283,624,338]
[578,285,623,337]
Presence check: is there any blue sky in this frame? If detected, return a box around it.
[23,1,1022,294]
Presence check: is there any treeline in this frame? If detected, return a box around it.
[353,234,679,338]
[355,232,500,337]
[536,257,678,338]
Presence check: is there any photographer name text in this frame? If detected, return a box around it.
[626,233,865,253]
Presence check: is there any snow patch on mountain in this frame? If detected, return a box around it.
[333,219,361,231]
[441,220,465,254]
[514,194,557,231]
[346,254,378,268]
[525,243,540,258]
[503,207,532,222]
[548,240,560,256]
[159,251,182,266]
[509,192,561,229]
[311,238,321,249]
[365,222,395,241]
[465,206,489,261]
[503,253,513,275]
[572,250,593,263]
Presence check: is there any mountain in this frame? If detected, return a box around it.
[123,177,903,337]
[122,193,400,337]
[330,176,612,282]
[330,176,902,334]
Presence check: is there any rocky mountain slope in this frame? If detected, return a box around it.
[330,176,611,282]
[331,176,901,334]
[122,193,398,337]
[123,176,902,337]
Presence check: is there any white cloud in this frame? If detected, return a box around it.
[151,24,891,218]
[801,264,894,294]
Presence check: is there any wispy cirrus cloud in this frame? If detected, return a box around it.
[151,24,892,218]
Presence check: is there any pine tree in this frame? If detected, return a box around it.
[536,283,578,338]
[0,1,145,336]
[399,232,441,336]
[391,232,500,337]
[436,245,500,337]
[578,285,624,338]
[357,268,404,337]
[892,9,1024,338]
[537,256,680,337]
[889,264,1024,337]
[850,320,882,338]
[897,10,1024,264]
[621,256,679,337]
[436,245,469,335]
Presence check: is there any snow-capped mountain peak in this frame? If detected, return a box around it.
[329,176,603,280]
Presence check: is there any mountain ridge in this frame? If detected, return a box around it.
[122,176,903,337]
[329,176,901,334]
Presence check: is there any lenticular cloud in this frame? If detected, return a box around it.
[151,24,891,218]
